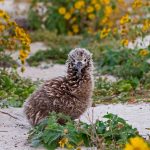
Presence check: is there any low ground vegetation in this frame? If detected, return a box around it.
[29,112,141,150]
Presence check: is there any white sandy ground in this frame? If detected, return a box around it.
[17,65,66,81]
[0,104,150,150]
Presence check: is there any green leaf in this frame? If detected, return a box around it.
[31,139,41,147]
[43,130,61,145]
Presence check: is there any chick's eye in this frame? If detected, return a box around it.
[84,59,86,62]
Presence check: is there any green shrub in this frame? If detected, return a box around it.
[0,69,36,108]
[29,112,139,150]
[98,47,150,80]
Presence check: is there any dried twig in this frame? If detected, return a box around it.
[0,110,18,120]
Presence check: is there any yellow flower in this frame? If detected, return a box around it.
[100,28,110,39]
[101,17,108,24]
[142,19,150,32]
[107,20,113,27]
[124,136,150,150]
[88,13,96,20]
[58,7,66,15]
[95,3,101,11]
[70,7,75,14]
[120,26,128,35]
[72,24,79,33]
[121,39,129,46]
[101,0,110,5]
[120,14,130,25]
[64,12,71,20]
[0,0,4,2]
[87,27,94,34]
[104,6,112,17]
[15,26,31,44]
[0,9,10,22]
[91,0,97,4]
[59,138,68,148]
[0,9,5,17]
[0,24,5,32]
[19,50,29,59]
[118,0,124,3]
[86,6,94,13]
[132,0,142,8]
[139,49,149,56]
[74,1,85,9]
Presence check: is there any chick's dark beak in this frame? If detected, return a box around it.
[75,61,82,74]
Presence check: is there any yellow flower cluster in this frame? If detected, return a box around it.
[0,8,31,72]
[38,0,150,47]
[57,0,102,34]
[124,136,150,150]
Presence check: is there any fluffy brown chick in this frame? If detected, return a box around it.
[24,48,94,126]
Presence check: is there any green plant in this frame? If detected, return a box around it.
[93,78,132,104]
[27,47,70,66]
[29,112,139,150]
[98,47,150,80]
[93,76,150,104]
[0,69,36,108]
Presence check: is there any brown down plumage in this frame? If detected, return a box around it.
[23,48,94,126]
